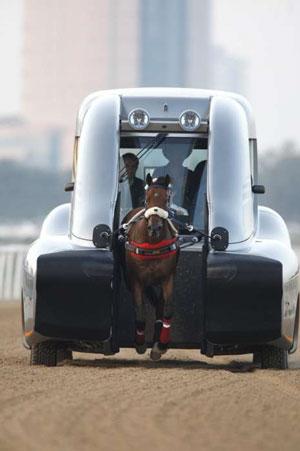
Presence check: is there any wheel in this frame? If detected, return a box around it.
[30,342,58,366]
[57,348,73,363]
[252,352,262,366]
[21,291,25,334]
[260,345,288,369]
[21,291,30,349]
[289,297,299,354]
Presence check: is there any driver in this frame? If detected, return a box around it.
[121,153,145,208]
[153,144,193,214]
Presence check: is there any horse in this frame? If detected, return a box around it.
[122,174,179,361]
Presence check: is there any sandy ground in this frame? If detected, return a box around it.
[1,303,300,451]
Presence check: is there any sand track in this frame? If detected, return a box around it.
[1,302,300,451]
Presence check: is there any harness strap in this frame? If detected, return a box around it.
[125,237,178,260]
[166,218,179,237]
[122,208,145,231]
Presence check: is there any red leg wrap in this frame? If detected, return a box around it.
[135,329,145,345]
[159,318,171,344]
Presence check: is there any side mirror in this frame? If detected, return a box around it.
[64,182,74,192]
[93,224,112,249]
[252,185,265,194]
[211,227,229,251]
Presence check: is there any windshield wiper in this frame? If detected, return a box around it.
[119,133,167,182]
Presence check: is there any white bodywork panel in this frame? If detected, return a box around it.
[255,206,298,282]
[208,96,254,247]
[76,88,256,139]
[40,204,71,238]
[71,95,120,241]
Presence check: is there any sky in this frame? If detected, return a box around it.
[212,0,300,152]
[0,0,299,152]
[0,0,23,115]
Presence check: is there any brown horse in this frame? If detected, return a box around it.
[122,174,179,360]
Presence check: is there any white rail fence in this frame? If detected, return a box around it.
[0,246,28,301]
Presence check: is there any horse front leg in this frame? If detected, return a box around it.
[150,275,174,361]
[132,280,147,354]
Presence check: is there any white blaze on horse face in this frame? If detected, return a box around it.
[148,217,163,238]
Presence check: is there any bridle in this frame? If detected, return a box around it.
[122,183,178,237]
[123,183,179,260]
[144,182,172,208]
[118,179,228,255]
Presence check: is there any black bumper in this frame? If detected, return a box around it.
[206,252,283,345]
[35,250,114,341]
[33,249,285,352]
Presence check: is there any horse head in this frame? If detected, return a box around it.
[145,174,171,240]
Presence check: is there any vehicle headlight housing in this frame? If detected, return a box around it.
[128,109,150,130]
[179,110,201,131]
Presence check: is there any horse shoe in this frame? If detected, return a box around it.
[150,342,167,361]
[135,342,147,355]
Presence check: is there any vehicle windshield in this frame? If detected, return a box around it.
[119,134,208,232]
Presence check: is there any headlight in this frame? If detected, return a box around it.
[128,109,150,130]
[179,110,201,131]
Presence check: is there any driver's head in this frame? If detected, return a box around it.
[122,153,139,179]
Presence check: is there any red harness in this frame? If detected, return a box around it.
[126,237,178,260]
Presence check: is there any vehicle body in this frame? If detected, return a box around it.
[22,88,299,368]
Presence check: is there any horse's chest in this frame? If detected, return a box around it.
[127,255,176,284]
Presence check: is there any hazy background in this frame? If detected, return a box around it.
[1,0,300,243]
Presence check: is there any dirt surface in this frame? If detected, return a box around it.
[1,303,300,451]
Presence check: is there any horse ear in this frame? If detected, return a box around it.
[146,173,152,186]
[165,174,171,187]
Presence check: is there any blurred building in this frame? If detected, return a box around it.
[6,0,242,169]
[140,0,212,88]
[0,117,62,170]
[211,46,246,94]
[22,0,139,168]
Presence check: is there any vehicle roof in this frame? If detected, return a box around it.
[76,88,256,139]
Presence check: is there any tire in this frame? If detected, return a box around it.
[30,342,58,367]
[57,348,73,363]
[21,291,30,349]
[260,345,288,369]
[21,291,25,334]
[252,352,262,366]
[289,297,299,354]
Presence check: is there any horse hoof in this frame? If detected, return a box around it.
[150,342,167,361]
[158,343,168,355]
[135,343,147,354]
[150,348,161,361]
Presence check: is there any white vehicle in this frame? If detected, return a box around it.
[22,88,299,368]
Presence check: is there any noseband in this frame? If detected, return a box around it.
[144,206,168,220]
